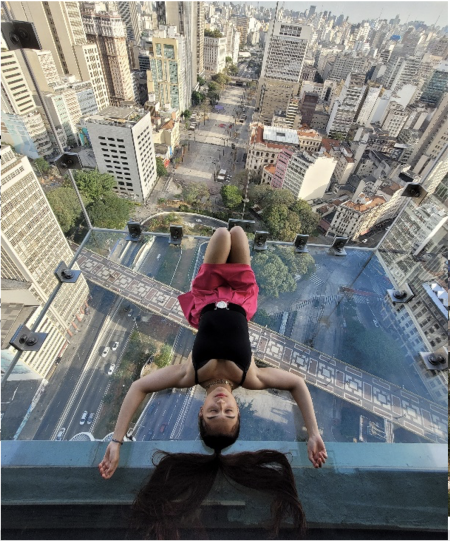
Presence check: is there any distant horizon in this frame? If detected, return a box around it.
[234,1,448,27]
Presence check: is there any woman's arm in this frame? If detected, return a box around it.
[244,365,327,468]
[99,363,192,479]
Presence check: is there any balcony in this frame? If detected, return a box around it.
[2,201,448,538]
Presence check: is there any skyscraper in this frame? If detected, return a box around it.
[117,1,141,42]
[1,145,89,378]
[7,1,109,112]
[256,21,312,124]
[419,62,448,108]
[82,11,135,106]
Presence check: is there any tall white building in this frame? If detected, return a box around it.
[9,1,109,112]
[326,73,366,137]
[42,87,83,147]
[1,49,52,158]
[1,145,89,378]
[355,84,382,126]
[256,21,312,123]
[379,102,408,138]
[84,106,157,203]
[203,36,227,73]
[117,1,142,42]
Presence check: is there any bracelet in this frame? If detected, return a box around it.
[111,438,123,445]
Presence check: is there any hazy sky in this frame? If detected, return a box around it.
[242,1,448,27]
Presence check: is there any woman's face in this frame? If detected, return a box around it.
[199,387,239,434]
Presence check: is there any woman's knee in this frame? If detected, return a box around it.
[230,225,245,238]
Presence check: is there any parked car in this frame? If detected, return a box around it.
[56,428,66,441]
[108,364,116,376]
[80,411,88,425]
[87,412,95,425]
[112,341,119,351]
[159,423,167,434]
[361,239,368,243]
[195,219,202,223]
[102,347,110,357]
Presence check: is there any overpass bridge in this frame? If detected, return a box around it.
[76,247,446,443]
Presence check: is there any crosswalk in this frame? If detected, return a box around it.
[292,293,383,310]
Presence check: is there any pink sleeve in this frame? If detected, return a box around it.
[177,292,200,329]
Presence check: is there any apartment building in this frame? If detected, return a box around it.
[379,102,408,138]
[1,50,52,158]
[299,93,319,126]
[203,36,227,73]
[8,1,109,112]
[355,84,382,126]
[326,73,366,137]
[1,145,89,378]
[272,149,337,201]
[196,2,205,75]
[117,1,141,42]
[382,53,421,92]
[147,26,189,113]
[23,50,61,93]
[419,61,448,108]
[42,87,82,147]
[408,93,448,176]
[84,106,157,203]
[83,11,134,106]
[256,22,312,123]
[328,54,367,81]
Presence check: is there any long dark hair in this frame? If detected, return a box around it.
[130,447,307,539]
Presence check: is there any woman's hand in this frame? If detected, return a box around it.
[307,434,327,468]
[98,442,121,479]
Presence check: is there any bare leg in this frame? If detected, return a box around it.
[203,227,231,264]
[227,226,251,265]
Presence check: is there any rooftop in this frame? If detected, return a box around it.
[263,125,299,145]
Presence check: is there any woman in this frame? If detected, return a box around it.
[99,226,327,538]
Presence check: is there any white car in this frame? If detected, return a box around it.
[108,364,116,376]
[56,428,66,441]
[373,319,380,328]
[156,253,161,260]
[102,347,110,357]
[195,219,202,223]
[112,341,119,351]
[80,411,88,425]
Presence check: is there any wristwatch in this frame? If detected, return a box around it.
[214,301,229,310]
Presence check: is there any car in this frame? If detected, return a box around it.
[101,347,110,357]
[87,412,95,425]
[144,429,154,441]
[80,411,88,425]
[159,423,167,434]
[127,311,132,317]
[112,341,119,351]
[56,428,66,441]
[195,219,202,223]
[373,319,380,328]
[108,364,116,375]
[231,143,236,149]
[156,253,161,260]
[361,239,368,243]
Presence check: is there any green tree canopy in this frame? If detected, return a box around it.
[220,184,243,209]
[291,199,320,235]
[227,63,238,75]
[262,205,302,241]
[272,245,315,276]
[87,193,133,229]
[156,157,168,177]
[251,252,297,298]
[34,157,51,175]
[182,109,192,119]
[192,91,206,105]
[207,81,220,93]
[204,29,223,38]
[71,170,116,202]
[154,344,172,368]
[197,75,206,86]
[46,187,88,234]
[211,72,230,87]
[225,56,232,64]
[181,181,210,207]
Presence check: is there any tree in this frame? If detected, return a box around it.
[197,75,206,86]
[192,91,206,105]
[252,308,272,327]
[252,252,297,298]
[154,344,172,368]
[211,73,230,87]
[220,184,243,209]
[227,64,238,75]
[183,109,192,120]
[34,157,51,175]
[225,56,233,64]
[208,91,220,105]
[156,157,168,177]
[204,29,223,38]
[291,199,320,235]
[87,192,133,229]
[272,245,315,277]
[207,81,221,93]
[231,170,249,190]
[262,204,301,241]
[181,181,210,207]
[46,187,88,233]
[71,170,116,203]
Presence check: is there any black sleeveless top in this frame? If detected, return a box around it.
[192,309,252,386]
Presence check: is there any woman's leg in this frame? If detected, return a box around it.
[203,227,231,264]
[227,226,251,265]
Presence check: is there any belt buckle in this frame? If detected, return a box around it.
[215,301,229,310]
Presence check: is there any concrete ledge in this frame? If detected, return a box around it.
[2,441,448,533]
